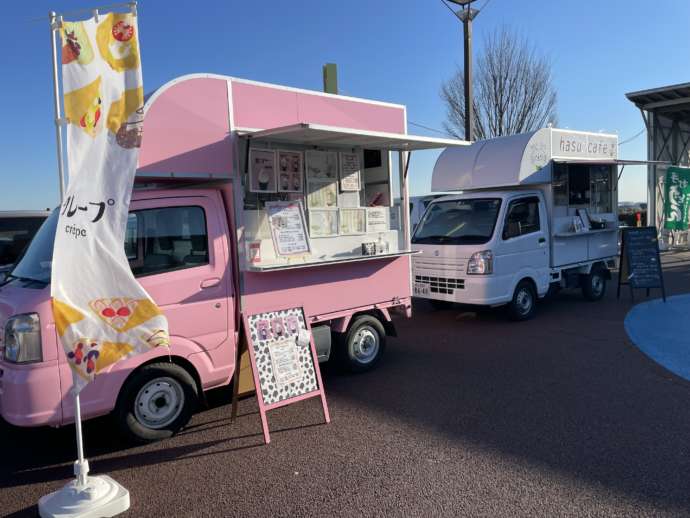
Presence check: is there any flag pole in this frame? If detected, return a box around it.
[73,393,89,487]
[49,11,66,202]
[49,5,90,493]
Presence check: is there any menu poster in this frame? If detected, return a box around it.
[338,190,361,208]
[268,338,304,386]
[309,209,339,237]
[339,152,361,191]
[367,207,388,233]
[306,150,338,180]
[339,208,366,235]
[277,150,304,193]
[265,201,310,256]
[249,149,277,193]
[307,180,338,209]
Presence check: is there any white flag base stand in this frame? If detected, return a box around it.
[38,473,130,518]
[38,394,130,518]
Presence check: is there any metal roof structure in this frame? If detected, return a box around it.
[626,82,690,243]
[626,82,690,123]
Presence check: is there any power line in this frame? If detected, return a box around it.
[619,128,646,146]
[408,121,454,137]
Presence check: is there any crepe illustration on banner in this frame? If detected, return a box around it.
[52,12,169,393]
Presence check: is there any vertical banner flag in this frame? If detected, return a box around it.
[52,12,169,392]
[664,167,690,230]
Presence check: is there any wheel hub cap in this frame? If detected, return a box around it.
[134,377,184,429]
[352,327,379,363]
[517,289,532,313]
[592,276,603,295]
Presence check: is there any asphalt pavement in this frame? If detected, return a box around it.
[1,253,690,517]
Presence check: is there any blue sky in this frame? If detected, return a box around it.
[2,0,689,210]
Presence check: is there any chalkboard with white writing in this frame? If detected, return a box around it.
[617,227,666,302]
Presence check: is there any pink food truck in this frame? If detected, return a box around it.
[0,74,462,442]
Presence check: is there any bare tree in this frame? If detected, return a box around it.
[441,27,558,140]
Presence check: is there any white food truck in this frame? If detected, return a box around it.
[412,128,622,320]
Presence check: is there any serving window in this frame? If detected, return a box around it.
[552,162,614,214]
[239,141,404,271]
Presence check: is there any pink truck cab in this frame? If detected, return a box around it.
[0,75,462,442]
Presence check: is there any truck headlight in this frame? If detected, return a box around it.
[3,313,42,363]
[467,250,493,275]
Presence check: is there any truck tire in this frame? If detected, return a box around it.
[507,280,537,321]
[115,362,198,444]
[582,268,607,301]
[337,315,387,373]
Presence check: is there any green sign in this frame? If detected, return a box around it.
[664,167,690,230]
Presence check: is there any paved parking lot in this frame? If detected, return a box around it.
[2,254,690,517]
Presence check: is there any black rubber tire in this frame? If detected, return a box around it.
[336,315,387,373]
[115,362,198,444]
[429,299,454,310]
[582,268,607,301]
[507,280,537,321]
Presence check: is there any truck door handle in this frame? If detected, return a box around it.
[538,237,546,244]
[200,277,221,289]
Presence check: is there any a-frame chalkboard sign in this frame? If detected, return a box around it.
[617,226,666,302]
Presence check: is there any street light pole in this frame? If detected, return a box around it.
[444,0,479,141]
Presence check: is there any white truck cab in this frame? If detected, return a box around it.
[412,128,620,320]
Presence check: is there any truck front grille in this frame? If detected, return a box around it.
[415,275,464,294]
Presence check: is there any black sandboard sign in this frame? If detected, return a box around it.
[617,226,666,302]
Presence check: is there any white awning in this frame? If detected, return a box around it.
[236,123,468,151]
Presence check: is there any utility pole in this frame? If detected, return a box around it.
[444,0,480,141]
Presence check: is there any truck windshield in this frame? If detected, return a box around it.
[412,198,501,245]
[9,211,58,284]
[0,216,46,267]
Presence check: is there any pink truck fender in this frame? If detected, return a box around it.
[63,336,234,423]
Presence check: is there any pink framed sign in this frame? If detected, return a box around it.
[243,306,330,444]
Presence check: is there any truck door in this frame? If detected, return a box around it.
[58,193,235,421]
[497,195,550,295]
[126,194,234,352]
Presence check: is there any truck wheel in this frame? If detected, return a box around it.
[115,362,198,444]
[337,315,387,373]
[507,280,536,321]
[582,268,607,301]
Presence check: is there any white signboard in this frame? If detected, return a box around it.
[551,129,618,160]
[339,152,361,191]
[339,208,366,235]
[309,209,338,237]
[268,338,304,386]
[249,149,277,193]
[277,150,303,193]
[306,150,338,180]
[367,207,389,233]
[265,201,310,256]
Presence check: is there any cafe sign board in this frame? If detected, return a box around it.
[551,129,618,161]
